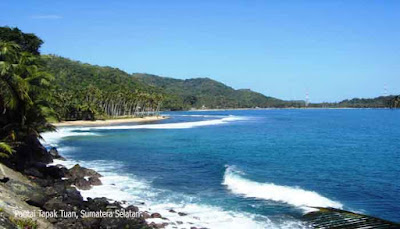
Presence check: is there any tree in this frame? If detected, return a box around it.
[0,27,43,55]
[390,96,400,108]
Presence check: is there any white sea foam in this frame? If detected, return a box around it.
[74,116,246,131]
[43,117,309,229]
[41,116,245,146]
[40,128,99,147]
[54,158,307,229]
[223,166,343,211]
[179,114,227,118]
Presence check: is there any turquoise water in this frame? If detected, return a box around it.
[42,109,400,228]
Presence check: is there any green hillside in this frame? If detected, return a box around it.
[43,56,303,111]
[44,55,156,94]
[310,95,400,108]
[133,74,300,109]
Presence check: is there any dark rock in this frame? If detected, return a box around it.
[24,167,44,178]
[33,177,53,187]
[54,164,69,175]
[88,176,102,186]
[43,196,69,211]
[85,197,109,211]
[178,212,188,216]
[126,205,139,212]
[45,180,69,196]
[151,213,162,218]
[68,164,102,179]
[169,209,176,213]
[63,187,84,206]
[81,217,101,228]
[99,217,147,229]
[41,165,67,179]
[49,147,58,157]
[14,135,53,170]
[74,178,91,190]
[4,179,48,207]
[54,217,85,229]
[30,161,48,169]
[142,212,151,219]
[0,177,10,183]
[149,222,169,228]
[49,147,66,160]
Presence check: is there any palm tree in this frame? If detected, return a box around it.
[0,41,54,140]
[0,140,12,158]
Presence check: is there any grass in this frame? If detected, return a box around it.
[10,217,38,229]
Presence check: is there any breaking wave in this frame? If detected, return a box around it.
[50,159,306,229]
[78,116,246,131]
[223,166,343,211]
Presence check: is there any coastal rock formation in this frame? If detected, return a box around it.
[0,163,55,228]
[0,143,202,229]
[0,143,152,229]
[151,213,162,218]
[65,164,103,190]
[68,164,102,179]
[88,176,102,186]
[13,135,54,170]
[49,147,66,160]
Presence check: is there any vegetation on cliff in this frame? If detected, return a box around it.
[310,95,400,108]
[133,74,304,109]
[0,28,55,167]
[44,55,164,121]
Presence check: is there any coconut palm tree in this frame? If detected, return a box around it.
[0,41,54,139]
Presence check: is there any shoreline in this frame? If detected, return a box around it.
[52,116,168,127]
[188,107,392,112]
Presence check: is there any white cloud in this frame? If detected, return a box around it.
[31,15,62,19]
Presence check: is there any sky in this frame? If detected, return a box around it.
[1,0,400,102]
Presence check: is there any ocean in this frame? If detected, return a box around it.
[41,109,400,228]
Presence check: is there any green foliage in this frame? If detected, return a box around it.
[43,55,164,120]
[0,27,43,55]
[389,96,400,108]
[0,27,55,165]
[133,74,303,109]
[0,141,13,158]
[309,95,400,108]
[10,217,38,229]
[0,41,54,137]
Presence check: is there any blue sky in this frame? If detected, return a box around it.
[1,0,399,102]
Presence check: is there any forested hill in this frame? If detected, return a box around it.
[132,73,301,109]
[42,55,400,111]
[44,55,156,94]
[44,56,301,110]
[310,95,400,108]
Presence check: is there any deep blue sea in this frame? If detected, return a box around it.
[42,109,400,228]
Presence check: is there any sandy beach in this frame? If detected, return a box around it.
[52,116,168,127]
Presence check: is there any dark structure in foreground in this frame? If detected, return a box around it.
[304,207,400,229]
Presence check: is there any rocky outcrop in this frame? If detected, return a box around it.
[0,141,192,229]
[49,147,66,161]
[0,214,16,229]
[65,164,103,190]
[12,135,53,170]
[68,164,102,179]
[0,163,55,229]
[0,161,151,229]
